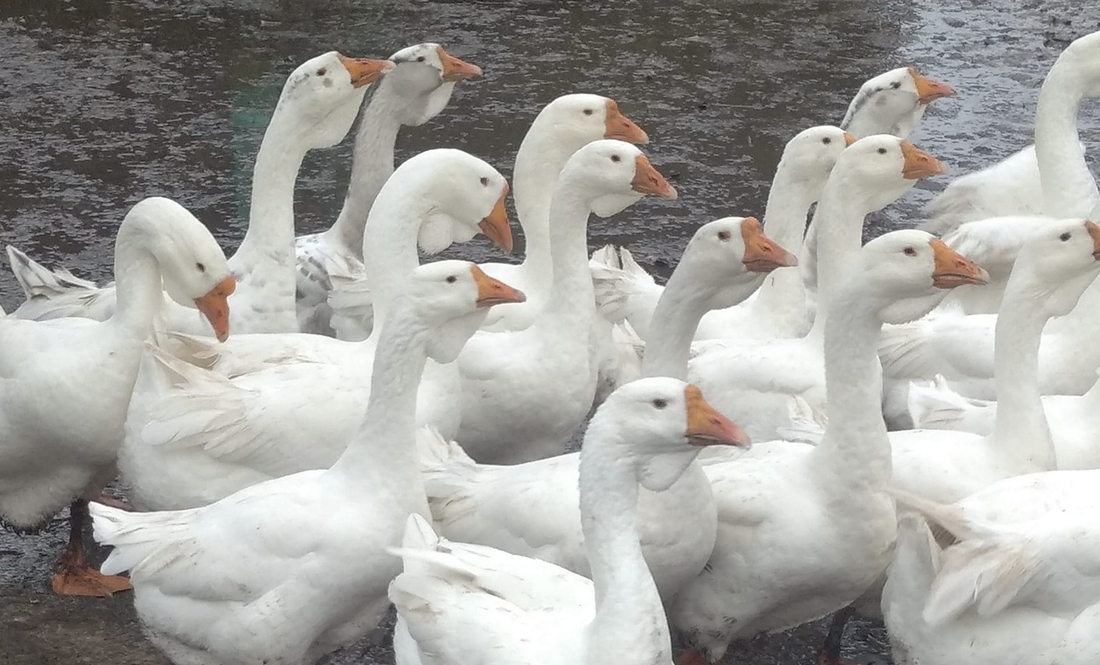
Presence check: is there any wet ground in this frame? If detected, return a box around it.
[1,0,1099,662]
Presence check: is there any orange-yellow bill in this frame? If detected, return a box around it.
[470,265,526,308]
[684,384,751,448]
[194,275,236,342]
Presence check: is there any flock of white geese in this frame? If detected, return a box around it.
[1,28,1099,665]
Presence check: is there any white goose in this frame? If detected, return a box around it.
[905,224,1100,469]
[117,150,512,511]
[479,94,649,332]
[923,30,1100,236]
[588,67,953,346]
[669,231,989,665]
[814,217,1100,661]
[455,140,678,464]
[90,260,525,665]
[840,66,956,139]
[295,43,482,336]
[685,136,946,442]
[7,51,391,335]
[884,472,1100,665]
[389,378,750,665]
[591,126,852,343]
[879,31,1100,397]
[887,218,1100,497]
[414,217,794,607]
[0,197,232,596]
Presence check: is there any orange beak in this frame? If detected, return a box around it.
[336,54,395,88]
[1085,220,1100,260]
[604,99,649,145]
[437,46,483,82]
[740,217,799,273]
[900,140,947,180]
[478,182,514,252]
[843,132,857,147]
[470,265,526,308]
[631,154,678,200]
[684,384,751,448]
[930,239,989,288]
[909,67,956,104]
[193,276,235,342]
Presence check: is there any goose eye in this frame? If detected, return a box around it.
[822,137,831,145]
[417,56,426,62]
[583,109,594,116]
[196,262,206,273]
[891,81,901,89]
[717,231,731,241]
[1060,232,1072,242]
[877,148,887,155]
[903,247,917,257]
[316,68,327,76]
[480,177,489,187]
[446,275,457,284]
[652,398,667,409]
[611,154,621,163]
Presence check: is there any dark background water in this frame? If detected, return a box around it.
[0,0,1098,663]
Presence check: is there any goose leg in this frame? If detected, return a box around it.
[50,499,132,597]
[816,605,856,665]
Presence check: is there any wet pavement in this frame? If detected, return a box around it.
[1,0,1098,662]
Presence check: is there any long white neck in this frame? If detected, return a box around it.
[579,423,671,664]
[843,102,924,140]
[510,126,581,305]
[893,105,928,140]
[327,297,429,492]
[110,221,166,340]
[327,89,404,257]
[536,179,596,337]
[643,265,719,380]
[361,181,433,332]
[809,281,891,491]
[1035,60,1100,219]
[233,108,309,268]
[989,269,1060,470]
[804,175,875,343]
[754,166,820,313]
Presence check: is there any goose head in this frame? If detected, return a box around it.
[1010,218,1100,316]
[841,66,955,139]
[677,217,798,311]
[384,43,482,126]
[1058,30,1100,97]
[856,229,988,324]
[126,197,236,341]
[778,125,856,193]
[533,93,649,148]
[831,135,946,212]
[591,378,750,492]
[400,260,525,362]
[382,148,513,254]
[558,139,677,218]
[275,51,394,149]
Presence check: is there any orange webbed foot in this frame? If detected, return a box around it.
[51,560,132,597]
